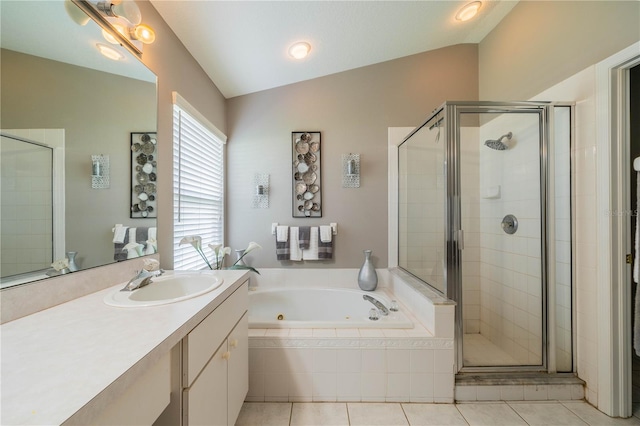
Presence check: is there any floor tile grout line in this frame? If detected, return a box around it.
[399,402,410,426]
[452,403,472,426]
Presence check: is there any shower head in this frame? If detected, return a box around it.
[484,132,512,151]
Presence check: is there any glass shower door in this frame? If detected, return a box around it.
[457,109,545,368]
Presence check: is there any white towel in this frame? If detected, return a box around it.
[276,226,289,243]
[302,227,319,260]
[128,228,137,246]
[320,225,332,243]
[113,225,128,243]
[290,227,302,261]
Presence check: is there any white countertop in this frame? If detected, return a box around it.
[1,269,249,425]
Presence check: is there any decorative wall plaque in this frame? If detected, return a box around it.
[130,132,157,218]
[292,131,321,217]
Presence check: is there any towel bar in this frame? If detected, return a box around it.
[271,222,337,235]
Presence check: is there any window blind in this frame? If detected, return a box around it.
[172,103,225,270]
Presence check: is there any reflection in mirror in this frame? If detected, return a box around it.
[0,0,158,288]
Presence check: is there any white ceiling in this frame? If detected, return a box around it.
[150,0,518,99]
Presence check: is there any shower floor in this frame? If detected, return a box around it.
[463,333,519,366]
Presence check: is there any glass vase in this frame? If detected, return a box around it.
[67,251,78,272]
[358,249,378,291]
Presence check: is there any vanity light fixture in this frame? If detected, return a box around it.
[288,42,311,60]
[96,0,142,25]
[96,43,124,60]
[455,1,482,21]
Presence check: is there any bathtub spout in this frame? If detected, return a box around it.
[363,294,389,316]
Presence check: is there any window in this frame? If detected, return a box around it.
[172,93,226,269]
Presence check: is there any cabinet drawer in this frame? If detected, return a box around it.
[183,280,248,387]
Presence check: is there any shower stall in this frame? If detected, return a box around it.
[398,101,573,373]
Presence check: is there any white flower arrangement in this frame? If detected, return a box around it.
[179,236,261,274]
[51,258,69,272]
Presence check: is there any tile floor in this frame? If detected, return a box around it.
[236,401,640,425]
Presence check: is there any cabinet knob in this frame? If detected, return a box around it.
[230,339,239,349]
[222,351,231,360]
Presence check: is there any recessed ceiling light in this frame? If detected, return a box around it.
[96,43,124,61]
[289,42,311,60]
[455,1,482,22]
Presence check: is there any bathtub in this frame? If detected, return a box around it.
[248,287,413,329]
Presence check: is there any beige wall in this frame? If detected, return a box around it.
[479,0,640,101]
[138,1,227,269]
[1,49,156,271]
[226,44,478,268]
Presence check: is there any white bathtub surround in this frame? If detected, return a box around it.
[246,268,456,403]
[249,287,413,328]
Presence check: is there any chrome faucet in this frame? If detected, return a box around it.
[363,294,389,316]
[121,269,164,292]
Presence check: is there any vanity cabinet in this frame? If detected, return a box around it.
[182,281,248,426]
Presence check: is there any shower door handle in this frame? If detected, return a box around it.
[457,230,464,250]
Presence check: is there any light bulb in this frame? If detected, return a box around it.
[288,42,311,60]
[131,24,156,44]
[111,0,142,25]
[455,1,482,22]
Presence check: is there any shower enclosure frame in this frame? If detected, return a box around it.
[398,100,574,374]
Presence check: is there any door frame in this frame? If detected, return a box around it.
[595,41,640,417]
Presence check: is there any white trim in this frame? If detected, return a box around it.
[171,91,227,144]
[388,127,414,268]
[595,41,640,418]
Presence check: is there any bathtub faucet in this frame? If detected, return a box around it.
[363,294,389,316]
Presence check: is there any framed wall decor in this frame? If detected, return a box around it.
[292,131,321,217]
[130,132,158,218]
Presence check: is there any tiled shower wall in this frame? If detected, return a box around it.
[0,130,63,277]
[477,114,544,365]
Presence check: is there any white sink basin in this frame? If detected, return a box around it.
[104,270,223,307]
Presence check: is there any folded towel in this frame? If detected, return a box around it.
[276,225,289,242]
[290,227,302,261]
[136,227,149,246]
[276,231,290,261]
[114,231,129,261]
[319,234,333,260]
[302,227,319,260]
[113,225,128,243]
[320,225,332,243]
[299,226,310,250]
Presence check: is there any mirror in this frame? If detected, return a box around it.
[0,0,158,288]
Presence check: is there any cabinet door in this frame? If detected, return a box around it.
[227,313,248,426]
[183,342,228,426]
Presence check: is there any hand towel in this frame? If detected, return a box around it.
[302,227,319,260]
[318,234,333,260]
[114,231,129,261]
[299,226,311,250]
[136,227,149,246]
[276,225,289,242]
[113,225,128,243]
[320,225,332,243]
[289,227,302,261]
[276,230,290,261]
